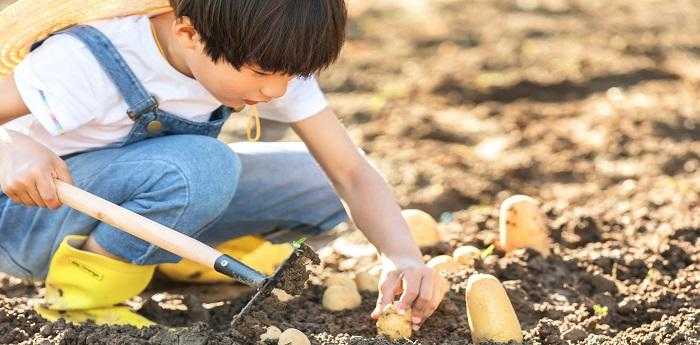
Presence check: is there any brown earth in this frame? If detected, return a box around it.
[1,0,699,344]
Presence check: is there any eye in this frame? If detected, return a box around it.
[252,69,271,76]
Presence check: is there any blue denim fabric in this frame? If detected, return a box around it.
[0,26,347,280]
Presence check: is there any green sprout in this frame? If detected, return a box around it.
[480,244,496,259]
[593,304,608,317]
[292,237,307,249]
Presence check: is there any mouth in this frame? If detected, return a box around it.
[244,99,259,105]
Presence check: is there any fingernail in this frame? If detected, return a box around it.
[412,317,421,323]
[412,324,420,331]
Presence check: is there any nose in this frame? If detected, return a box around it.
[260,78,289,100]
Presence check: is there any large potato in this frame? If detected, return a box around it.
[355,266,381,292]
[465,274,523,344]
[322,284,362,311]
[401,209,442,247]
[499,195,551,256]
[426,255,459,274]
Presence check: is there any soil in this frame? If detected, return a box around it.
[274,244,321,296]
[1,0,699,344]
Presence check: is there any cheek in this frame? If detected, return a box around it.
[192,65,238,99]
[188,58,260,104]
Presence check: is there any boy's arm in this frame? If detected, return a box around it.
[292,106,448,329]
[0,74,30,124]
[0,73,73,209]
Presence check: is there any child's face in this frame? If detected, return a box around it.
[172,17,294,108]
[190,53,293,109]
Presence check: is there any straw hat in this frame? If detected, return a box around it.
[0,0,172,76]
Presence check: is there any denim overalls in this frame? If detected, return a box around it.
[0,24,347,280]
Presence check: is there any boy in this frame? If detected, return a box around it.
[0,0,447,330]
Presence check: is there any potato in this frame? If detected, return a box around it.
[325,274,358,290]
[401,209,442,247]
[376,303,412,340]
[465,273,523,344]
[278,328,310,345]
[271,288,294,302]
[322,284,362,311]
[453,245,481,267]
[426,255,459,274]
[355,266,381,292]
[260,326,282,342]
[499,195,551,256]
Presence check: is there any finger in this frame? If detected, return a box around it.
[4,190,23,206]
[411,273,435,327]
[421,278,448,322]
[372,272,401,319]
[16,189,36,207]
[37,174,60,209]
[372,272,401,318]
[54,160,74,184]
[429,278,448,316]
[24,180,46,208]
[426,276,450,320]
[397,270,422,312]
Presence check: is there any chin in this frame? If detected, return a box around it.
[224,100,246,110]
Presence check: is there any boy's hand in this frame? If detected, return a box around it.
[0,129,73,209]
[370,255,449,331]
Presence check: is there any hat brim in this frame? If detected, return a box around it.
[0,0,172,76]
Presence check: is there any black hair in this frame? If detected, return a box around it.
[169,0,347,78]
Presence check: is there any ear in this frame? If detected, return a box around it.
[172,16,202,51]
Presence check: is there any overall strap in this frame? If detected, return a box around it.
[61,25,158,120]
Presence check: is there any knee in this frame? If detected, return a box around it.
[113,135,242,222]
[166,136,242,218]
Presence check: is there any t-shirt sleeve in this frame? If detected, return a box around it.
[13,34,109,136]
[256,75,329,123]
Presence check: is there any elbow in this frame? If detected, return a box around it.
[331,147,381,192]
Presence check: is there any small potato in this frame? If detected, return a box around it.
[499,195,551,256]
[260,326,282,342]
[325,274,357,290]
[453,245,481,267]
[322,284,362,311]
[401,209,442,248]
[355,266,381,292]
[278,328,310,345]
[426,255,459,275]
[377,303,412,340]
[465,273,523,344]
[272,288,294,302]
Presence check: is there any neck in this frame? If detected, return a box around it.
[150,12,194,78]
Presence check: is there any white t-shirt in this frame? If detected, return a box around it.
[4,15,328,156]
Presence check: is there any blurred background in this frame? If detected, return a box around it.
[229,0,699,219]
[2,0,698,218]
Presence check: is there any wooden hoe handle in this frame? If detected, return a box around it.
[54,180,222,268]
[53,180,268,287]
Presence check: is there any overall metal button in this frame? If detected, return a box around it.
[147,120,163,135]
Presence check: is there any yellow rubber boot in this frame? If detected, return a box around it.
[35,235,156,328]
[158,235,294,283]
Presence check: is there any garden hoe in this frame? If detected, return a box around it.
[53,179,314,326]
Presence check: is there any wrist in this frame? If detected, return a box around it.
[381,252,424,270]
[0,127,17,155]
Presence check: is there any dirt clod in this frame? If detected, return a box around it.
[275,244,320,296]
